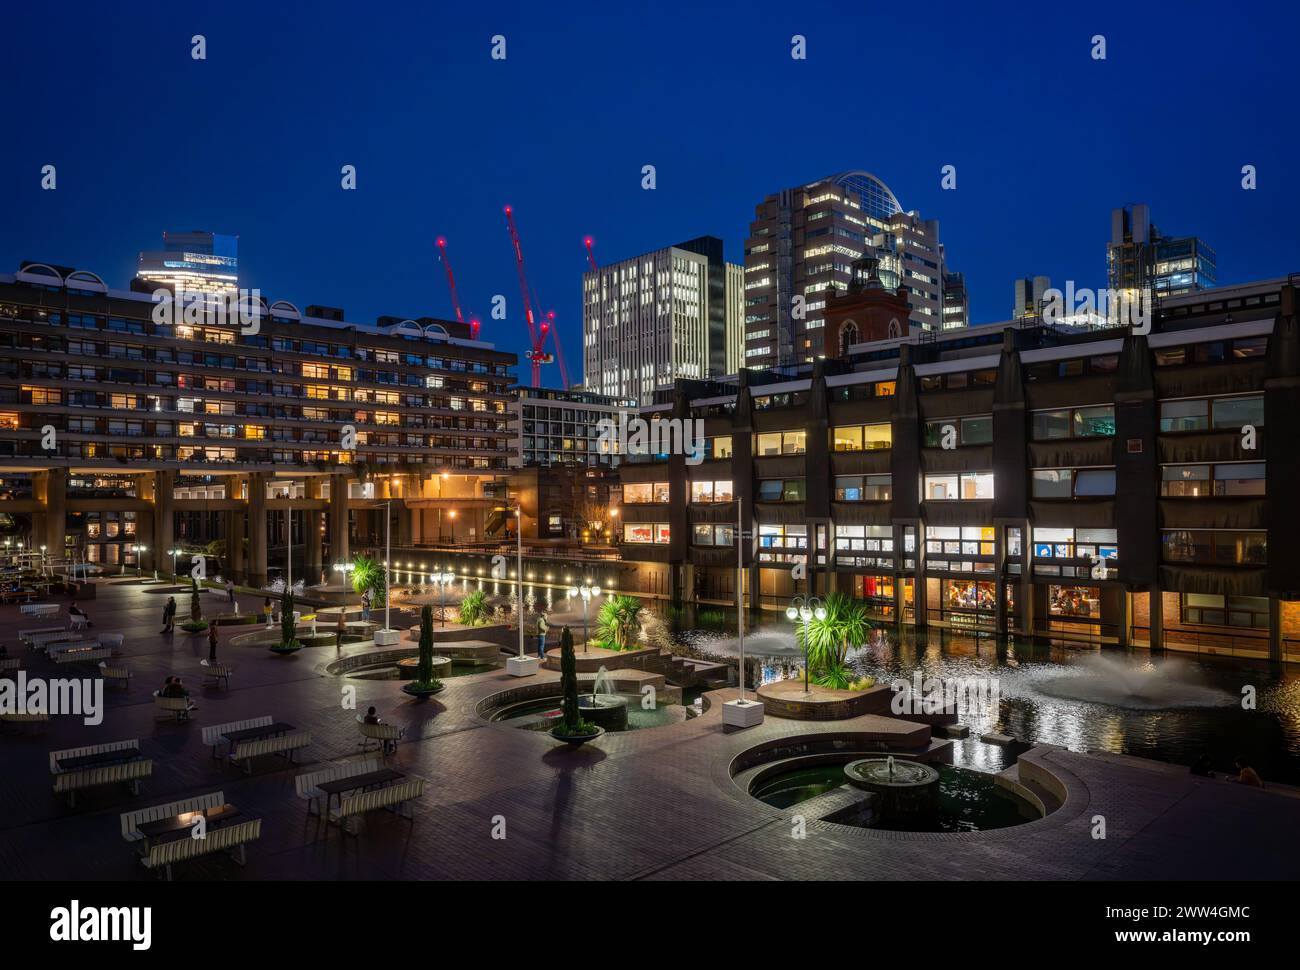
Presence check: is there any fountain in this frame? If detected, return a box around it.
[1035,655,1235,711]
[577,665,629,731]
[843,757,941,824]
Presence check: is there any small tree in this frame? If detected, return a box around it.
[458,589,488,626]
[596,594,644,650]
[557,626,591,734]
[414,604,441,689]
[280,588,298,649]
[190,576,203,624]
[351,554,386,608]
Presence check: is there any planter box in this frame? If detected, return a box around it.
[373,628,401,646]
[506,655,540,678]
[722,698,765,728]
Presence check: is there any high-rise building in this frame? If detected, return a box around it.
[583,236,740,404]
[509,386,636,468]
[1108,204,1216,298]
[135,230,239,295]
[1013,275,1052,321]
[743,171,962,369]
[942,271,969,330]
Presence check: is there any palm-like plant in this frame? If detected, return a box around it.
[350,554,386,608]
[596,595,644,650]
[795,592,871,676]
[458,589,488,626]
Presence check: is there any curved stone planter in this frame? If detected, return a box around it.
[401,682,445,699]
[754,680,893,721]
[549,725,605,747]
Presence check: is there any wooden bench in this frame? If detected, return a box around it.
[294,756,384,816]
[153,692,197,721]
[357,718,406,754]
[20,603,60,617]
[199,659,234,689]
[0,657,20,674]
[330,777,425,835]
[98,660,131,689]
[52,645,113,666]
[202,716,272,759]
[97,632,125,653]
[0,711,49,734]
[120,791,224,849]
[50,740,153,807]
[70,615,90,631]
[229,731,311,774]
[28,629,77,653]
[141,818,262,881]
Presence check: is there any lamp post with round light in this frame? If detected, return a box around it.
[567,582,600,653]
[785,595,826,695]
[431,570,456,627]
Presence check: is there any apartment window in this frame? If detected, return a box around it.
[1159,395,1264,433]
[832,423,892,451]
[924,472,993,500]
[692,524,735,546]
[755,430,806,456]
[834,474,892,501]
[1031,405,1115,440]
[624,482,669,504]
[1031,468,1116,498]
[757,524,806,562]
[1032,528,1118,562]
[757,479,805,502]
[1162,462,1265,497]
[1180,593,1269,629]
[923,415,992,447]
[623,522,670,544]
[690,480,734,503]
[707,436,733,459]
[1161,530,1266,565]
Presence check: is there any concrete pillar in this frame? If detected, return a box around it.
[1118,589,1132,648]
[226,507,245,583]
[1269,595,1282,663]
[329,473,350,566]
[153,470,174,576]
[247,472,268,588]
[1148,584,1163,651]
[43,468,67,557]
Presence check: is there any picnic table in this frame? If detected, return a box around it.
[136,804,242,846]
[57,746,143,771]
[219,721,295,758]
[316,768,405,815]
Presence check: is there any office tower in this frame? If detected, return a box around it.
[1108,204,1216,298]
[583,236,740,404]
[135,230,239,295]
[743,171,962,369]
[942,272,969,330]
[1013,276,1052,320]
[509,386,636,468]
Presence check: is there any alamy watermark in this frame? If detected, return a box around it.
[596,414,704,465]
[151,285,262,335]
[890,671,1000,717]
[0,673,103,725]
[1042,282,1153,334]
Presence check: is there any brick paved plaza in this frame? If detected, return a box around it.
[2,579,1298,881]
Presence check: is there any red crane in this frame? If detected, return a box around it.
[584,236,598,272]
[434,237,464,323]
[504,205,569,388]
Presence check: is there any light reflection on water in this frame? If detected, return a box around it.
[672,613,1300,785]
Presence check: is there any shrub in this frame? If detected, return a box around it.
[279,589,300,650]
[458,589,488,626]
[350,554,386,608]
[411,604,442,691]
[557,626,595,735]
[595,595,644,650]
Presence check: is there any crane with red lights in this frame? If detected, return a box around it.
[435,237,480,339]
[504,205,570,388]
[584,236,598,272]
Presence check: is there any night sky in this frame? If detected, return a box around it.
[3,0,1297,384]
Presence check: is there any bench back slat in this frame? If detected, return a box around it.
[294,756,384,796]
[335,777,425,817]
[120,791,224,841]
[50,738,140,775]
[201,716,273,747]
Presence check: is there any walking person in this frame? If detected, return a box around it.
[536,613,549,660]
[160,595,176,635]
[208,619,219,663]
[361,588,372,624]
[225,578,235,605]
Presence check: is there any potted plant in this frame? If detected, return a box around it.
[549,626,603,746]
[797,592,872,688]
[403,605,444,698]
[180,575,209,633]
[270,588,301,654]
[595,594,644,650]
[457,589,488,626]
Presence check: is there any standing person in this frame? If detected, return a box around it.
[225,578,235,605]
[361,588,371,624]
[536,613,549,660]
[160,595,176,635]
[208,619,219,663]
[263,597,274,629]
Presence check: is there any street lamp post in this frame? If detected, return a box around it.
[567,582,600,654]
[504,506,537,677]
[786,595,826,696]
[370,500,399,645]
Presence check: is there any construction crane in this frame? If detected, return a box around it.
[435,237,480,339]
[434,237,464,323]
[584,236,598,272]
[503,205,570,388]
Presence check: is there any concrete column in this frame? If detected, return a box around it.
[1117,589,1132,648]
[1269,595,1282,663]
[1148,584,1163,651]
[43,468,67,557]
[247,472,268,588]
[329,473,350,566]
[226,507,245,582]
[153,470,174,576]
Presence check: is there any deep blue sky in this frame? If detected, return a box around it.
[4,0,1297,385]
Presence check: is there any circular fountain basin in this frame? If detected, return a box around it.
[844,758,940,824]
[578,694,629,731]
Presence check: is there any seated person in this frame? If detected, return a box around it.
[363,705,381,725]
[160,676,190,698]
[69,603,93,626]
